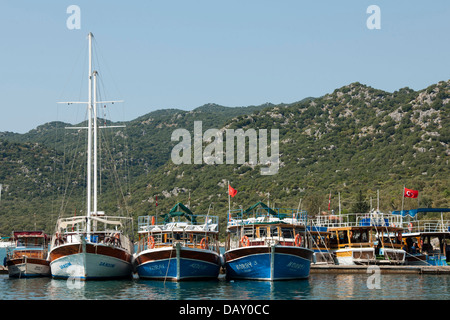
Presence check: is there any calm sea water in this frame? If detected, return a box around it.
[1,273,450,300]
[1,248,450,301]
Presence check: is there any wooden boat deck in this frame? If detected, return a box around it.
[311,264,450,274]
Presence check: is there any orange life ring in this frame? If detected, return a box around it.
[147,236,155,249]
[240,236,250,247]
[200,237,208,249]
[295,234,302,247]
[151,216,156,225]
[408,222,413,232]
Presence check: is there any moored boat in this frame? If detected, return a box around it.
[49,214,134,280]
[49,32,134,280]
[6,231,50,278]
[314,211,406,265]
[133,202,221,281]
[223,202,313,281]
[306,225,336,265]
[394,208,450,266]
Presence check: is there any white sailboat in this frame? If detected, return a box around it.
[49,32,134,280]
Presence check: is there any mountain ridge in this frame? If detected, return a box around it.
[0,81,448,237]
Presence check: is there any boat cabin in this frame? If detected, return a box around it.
[7,231,49,260]
[136,203,220,254]
[226,202,308,250]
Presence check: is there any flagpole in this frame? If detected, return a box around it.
[188,190,191,208]
[338,192,341,216]
[228,181,231,221]
[377,189,379,212]
[328,191,331,212]
[401,185,405,212]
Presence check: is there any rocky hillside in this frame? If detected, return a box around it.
[0,81,448,237]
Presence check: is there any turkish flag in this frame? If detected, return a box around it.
[404,188,419,198]
[228,185,237,198]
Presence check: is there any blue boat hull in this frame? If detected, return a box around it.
[134,246,221,281]
[224,245,313,281]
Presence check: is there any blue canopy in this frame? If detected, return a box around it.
[391,208,450,218]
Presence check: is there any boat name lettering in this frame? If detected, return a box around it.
[60,262,72,269]
[190,263,207,270]
[287,261,304,270]
[99,262,115,268]
[235,261,253,271]
[147,263,165,271]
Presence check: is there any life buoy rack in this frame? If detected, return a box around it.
[294,234,302,247]
[240,236,250,247]
[200,237,208,249]
[147,236,155,249]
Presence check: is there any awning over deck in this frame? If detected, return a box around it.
[161,202,197,224]
[391,208,450,218]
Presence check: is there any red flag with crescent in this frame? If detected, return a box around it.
[404,188,418,198]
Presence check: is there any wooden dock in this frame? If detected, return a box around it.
[311,264,450,274]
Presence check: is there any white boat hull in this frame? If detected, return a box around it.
[335,247,405,265]
[50,248,132,280]
[8,261,50,278]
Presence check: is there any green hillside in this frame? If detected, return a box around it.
[0,81,448,239]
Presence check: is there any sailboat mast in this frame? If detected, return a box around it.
[86,32,93,236]
[93,70,98,215]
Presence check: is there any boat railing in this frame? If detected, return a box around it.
[313,212,403,229]
[55,215,133,234]
[226,231,306,251]
[137,215,219,233]
[227,208,307,227]
[51,215,134,253]
[401,220,450,234]
[136,215,220,254]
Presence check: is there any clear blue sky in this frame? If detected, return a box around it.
[1,1,450,133]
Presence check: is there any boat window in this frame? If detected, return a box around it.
[244,227,255,238]
[361,230,368,242]
[281,228,293,239]
[258,227,267,238]
[350,229,368,243]
[338,230,348,244]
[270,227,279,237]
[330,232,338,246]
